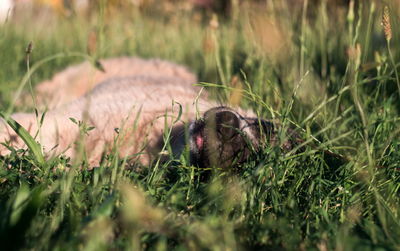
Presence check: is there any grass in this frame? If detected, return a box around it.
[0,0,400,250]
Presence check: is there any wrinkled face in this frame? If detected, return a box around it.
[188,107,274,169]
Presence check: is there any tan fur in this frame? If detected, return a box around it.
[34,57,197,109]
[1,58,254,166]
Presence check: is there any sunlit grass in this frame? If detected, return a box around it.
[0,0,399,250]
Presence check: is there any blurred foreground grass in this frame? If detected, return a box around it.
[0,0,400,250]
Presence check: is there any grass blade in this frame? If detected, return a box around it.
[0,112,45,165]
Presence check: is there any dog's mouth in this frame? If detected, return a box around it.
[188,119,206,154]
[194,133,204,150]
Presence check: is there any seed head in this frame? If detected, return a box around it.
[382,6,392,42]
[87,30,97,56]
[209,14,219,30]
[26,41,33,55]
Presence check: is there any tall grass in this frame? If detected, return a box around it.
[0,0,399,250]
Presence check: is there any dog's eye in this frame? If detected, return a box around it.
[260,120,274,137]
[215,111,240,140]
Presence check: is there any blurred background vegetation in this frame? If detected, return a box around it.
[0,0,400,250]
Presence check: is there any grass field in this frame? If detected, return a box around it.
[0,0,400,250]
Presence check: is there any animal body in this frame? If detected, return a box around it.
[1,57,286,169]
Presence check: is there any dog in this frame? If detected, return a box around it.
[1,57,298,169]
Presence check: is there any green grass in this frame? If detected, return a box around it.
[0,1,400,250]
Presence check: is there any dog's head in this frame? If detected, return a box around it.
[187,106,276,169]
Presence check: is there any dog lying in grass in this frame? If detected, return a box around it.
[0,57,302,169]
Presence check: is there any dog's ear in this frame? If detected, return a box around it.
[214,111,240,140]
